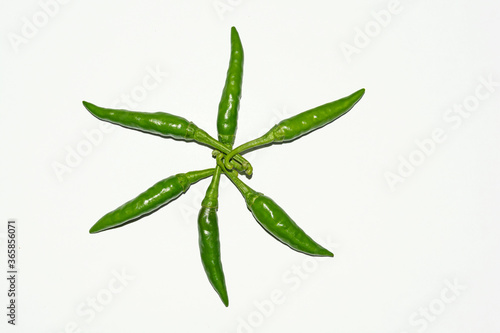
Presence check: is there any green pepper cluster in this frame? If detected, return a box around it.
[83,27,365,307]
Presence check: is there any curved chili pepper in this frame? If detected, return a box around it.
[198,167,228,306]
[224,88,365,169]
[217,156,332,257]
[89,168,214,234]
[217,26,244,147]
[82,101,252,175]
[197,27,244,306]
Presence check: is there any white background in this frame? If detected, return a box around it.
[1,0,499,332]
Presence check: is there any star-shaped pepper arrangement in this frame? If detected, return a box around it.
[83,27,365,307]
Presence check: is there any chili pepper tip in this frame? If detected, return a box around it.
[89,225,100,234]
[82,101,98,114]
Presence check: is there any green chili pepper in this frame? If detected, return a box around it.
[197,26,244,306]
[198,167,228,306]
[89,168,214,234]
[82,101,252,175]
[224,88,365,169]
[218,156,333,257]
[217,26,244,147]
[84,27,365,306]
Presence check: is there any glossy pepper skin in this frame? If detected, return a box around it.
[248,195,332,256]
[219,158,333,257]
[217,26,244,147]
[89,168,214,234]
[273,88,365,141]
[198,168,228,306]
[224,88,365,169]
[197,27,244,306]
[82,101,252,175]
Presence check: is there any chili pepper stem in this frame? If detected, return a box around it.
[193,128,252,176]
[201,167,222,208]
[217,155,253,199]
[224,131,276,170]
[185,168,216,184]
